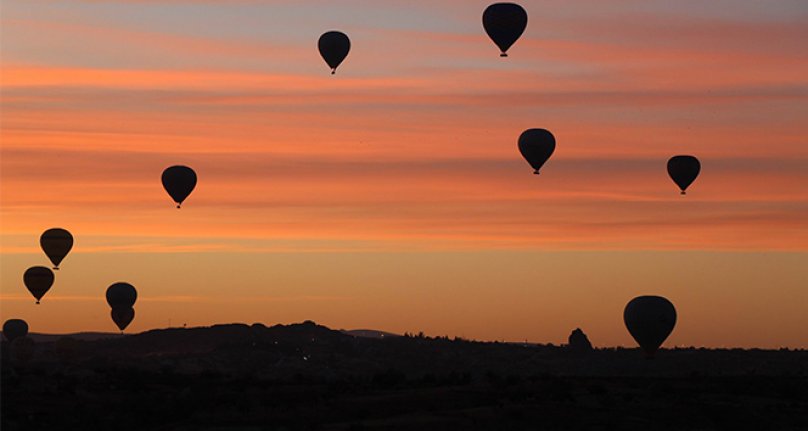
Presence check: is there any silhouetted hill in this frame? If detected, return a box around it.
[5,321,808,378]
[341,329,400,339]
[3,321,807,431]
[26,332,117,343]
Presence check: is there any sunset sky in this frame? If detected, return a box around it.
[1,0,806,348]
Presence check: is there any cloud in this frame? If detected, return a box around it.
[2,1,806,253]
[2,143,806,251]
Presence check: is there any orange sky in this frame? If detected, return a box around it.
[1,0,807,347]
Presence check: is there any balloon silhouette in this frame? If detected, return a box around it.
[24,266,55,304]
[318,31,350,74]
[667,155,700,195]
[624,295,677,358]
[3,319,29,343]
[518,128,556,174]
[40,228,73,270]
[111,307,135,332]
[106,282,138,309]
[162,165,197,208]
[483,3,528,57]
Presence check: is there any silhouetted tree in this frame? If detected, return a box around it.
[567,328,593,352]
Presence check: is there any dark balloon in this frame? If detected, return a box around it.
[3,319,29,342]
[624,295,677,358]
[106,282,138,309]
[24,266,55,304]
[483,3,528,57]
[318,31,350,74]
[667,155,700,195]
[111,307,135,332]
[40,228,73,270]
[518,128,556,174]
[162,165,197,208]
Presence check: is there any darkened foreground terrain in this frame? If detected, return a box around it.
[2,322,806,431]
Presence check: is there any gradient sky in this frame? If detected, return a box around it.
[1,0,806,348]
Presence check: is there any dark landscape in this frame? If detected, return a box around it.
[2,321,806,431]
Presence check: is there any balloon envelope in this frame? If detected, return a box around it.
[624,295,677,358]
[518,129,556,174]
[3,319,29,342]
[162,165,197,208]
[40,228,73,270]
[106,282,138,308]
[667,155,700,195]
[111,307,135,332]
[318,31,350,74]
[24,266,55,304]
[483,3,528,57]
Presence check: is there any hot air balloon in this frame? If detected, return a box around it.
[24,266,55,304]
[483,3,528,57]
[3,319,29,343]
[162,165,197,208]
[624,295,677,358]
[518,128,556,174]
[106,282,137,309]
[667,155,700,195]
[318,31,350,74]
[111,307,135,332]
[40,228,73,270]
